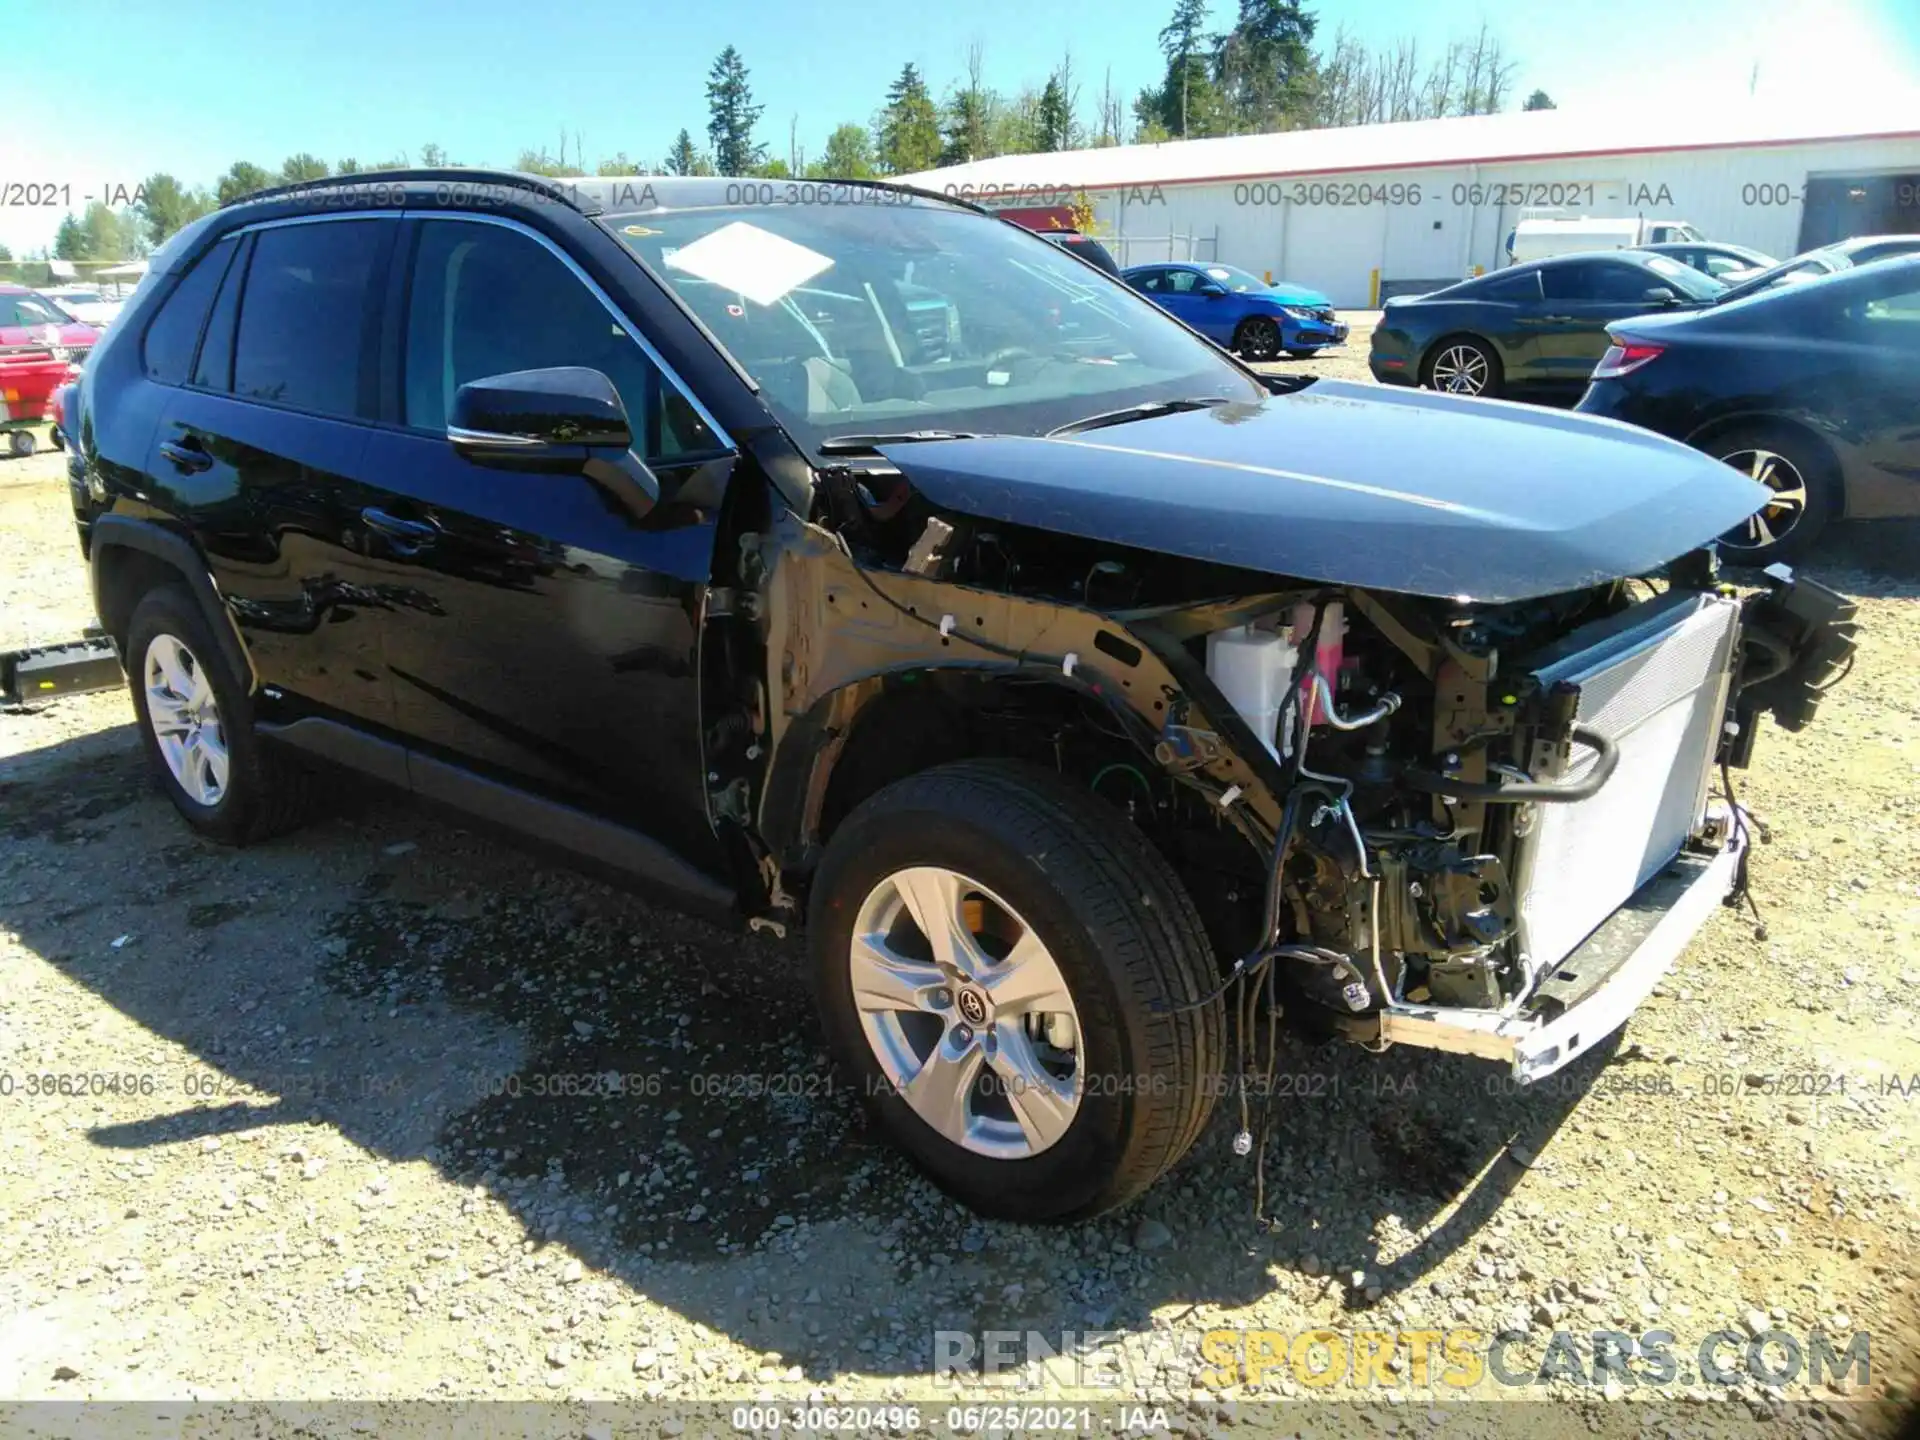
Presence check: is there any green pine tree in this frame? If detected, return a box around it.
[877,63,941,174]
[215,162,273,206]
[706,47,766,175]
[1036,76,1073,152]
[135,174,214,247]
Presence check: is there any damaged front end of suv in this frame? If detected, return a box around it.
[737,385,1856,1089]
[588,179,1856,1218]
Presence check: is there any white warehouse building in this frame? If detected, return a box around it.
[902,102,1920,308]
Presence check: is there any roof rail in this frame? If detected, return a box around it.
[218,168,599,215]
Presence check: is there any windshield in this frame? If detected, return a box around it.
[1722,250,1843,300]
[1201,264,1269,294]
[18,293,77,325]
[605,202,1262,450]
[1639,254,1728,300]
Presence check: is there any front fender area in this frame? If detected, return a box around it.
[752,518,1290,891]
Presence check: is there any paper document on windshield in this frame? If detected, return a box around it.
[662,221,835,307]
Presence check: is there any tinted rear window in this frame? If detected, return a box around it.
[141,237,235,385]
[1473,270,1541,301]
[232,220,388,417]
[1054,235,1120,275]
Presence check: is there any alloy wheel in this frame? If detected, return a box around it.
[1719,447,1809,552]
[848,866,1083,1159]
[1238,318,1280,362]
[144,633,230,806]
[1429,344,1491,395]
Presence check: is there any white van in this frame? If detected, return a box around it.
[1506,217,1705,264]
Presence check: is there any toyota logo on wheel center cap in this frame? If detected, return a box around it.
[955,988,990,1026]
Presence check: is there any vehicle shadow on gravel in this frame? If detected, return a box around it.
[1791,520,1920,599]
[0,720,1604,1381]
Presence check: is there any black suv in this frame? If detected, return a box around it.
[67,171,1853,1222]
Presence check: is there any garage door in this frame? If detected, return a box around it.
[1799,173,1920,250]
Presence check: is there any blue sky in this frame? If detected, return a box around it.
[6,0,1918,254]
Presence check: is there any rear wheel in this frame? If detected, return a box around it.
[1235,316,1282,362]
[7,429,35,458]
[809,760,1224,1221]
[1423,337,1502,397]
[1704,424,1838,564]
[126,583,313,844]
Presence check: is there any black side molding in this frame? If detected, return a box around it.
[257,716,411,790]
[89,515,255,691]
[259,716,737,920]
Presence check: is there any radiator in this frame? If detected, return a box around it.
[1514,591,1742,974]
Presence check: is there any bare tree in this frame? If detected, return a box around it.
[1309,21,1518,127]
[1055,49,1083,149]
[1455,23,1516,115]
[1096,66,1124,146]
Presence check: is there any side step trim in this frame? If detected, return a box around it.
[1378,808,1744,1083]
[259,716,736,916]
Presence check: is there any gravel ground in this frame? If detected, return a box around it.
[3,349,1918,1435]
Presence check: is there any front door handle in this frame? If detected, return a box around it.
[359,506,437,552]
[159,438,212,473]
[1539,313,1575,323]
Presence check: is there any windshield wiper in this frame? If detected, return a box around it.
[817,429,984,454]
[1046,396,1233,438]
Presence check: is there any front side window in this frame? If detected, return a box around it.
[1589,264,1668,302]
[1840,271,1920,349]
[1541,265,1601,302]
[232,220,387,418]
[606,202,1261,452]
[404,220,718,461]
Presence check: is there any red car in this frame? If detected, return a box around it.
[1,284,98,457]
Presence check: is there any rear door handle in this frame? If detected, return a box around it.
[1540,314,1575,322]
[159,438,212,473]
[360,507,439,543]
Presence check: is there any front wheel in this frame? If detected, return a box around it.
[1235,316,1282,362]
[1423,337,1502,397]
[809,760,1224,1221]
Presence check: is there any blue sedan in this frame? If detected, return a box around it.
[1121,262,1347,361]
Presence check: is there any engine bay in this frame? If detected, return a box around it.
[741,461,1857,1071]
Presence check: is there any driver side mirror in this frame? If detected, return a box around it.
[450,366,658,518]
[1199,285,1228,299]
[1642,286,1679,305]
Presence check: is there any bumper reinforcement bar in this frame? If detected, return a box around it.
[1376,806,1746,1083]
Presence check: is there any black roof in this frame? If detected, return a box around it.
[215,168,993,220]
